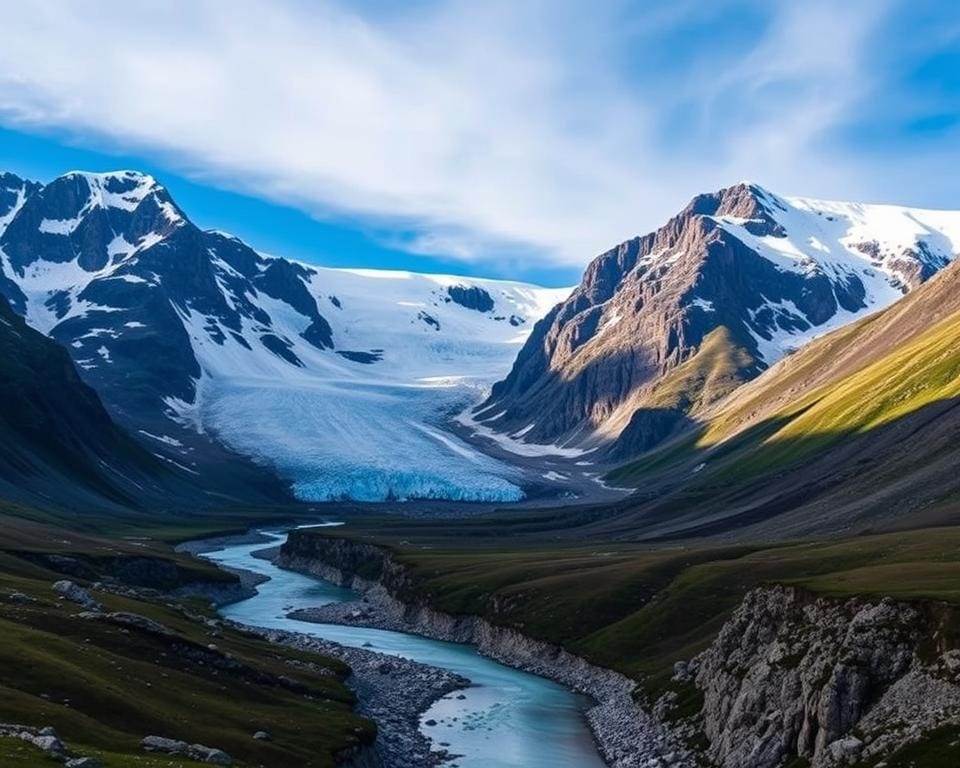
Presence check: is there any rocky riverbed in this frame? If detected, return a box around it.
[244,624,469,767]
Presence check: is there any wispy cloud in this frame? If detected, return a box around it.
[0,0,950,271]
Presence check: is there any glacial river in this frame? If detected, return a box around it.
[201,530,606,768]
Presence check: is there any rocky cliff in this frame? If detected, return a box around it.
[678,585,960,768]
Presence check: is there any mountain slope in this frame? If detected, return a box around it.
[0,291,168,509]
[598,255,960,540]
[476,183,960,459]
[0,170,568,502]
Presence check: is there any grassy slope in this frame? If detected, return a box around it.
[706,308,960,478]
[610,305,960,484]
[317,522,960,702]
[642,326,757,413]
[0,293,168,510]
[0,509,375,766]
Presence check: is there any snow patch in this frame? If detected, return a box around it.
[455,408,595,458]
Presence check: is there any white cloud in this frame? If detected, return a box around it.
[0,0,903,270]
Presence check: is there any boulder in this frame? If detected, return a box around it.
[52,580,101,609]
[192,745,232,765]
[828,736,863,764]
[142,735,190,755]
[80,611,174,636]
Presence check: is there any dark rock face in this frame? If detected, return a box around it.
[337,350,383,364]
[0,171,340,474]
[447,284,494,312]
[480,183,955,457]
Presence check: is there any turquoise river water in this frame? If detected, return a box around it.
[201,530,606,768]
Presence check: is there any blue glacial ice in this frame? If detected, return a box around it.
[204,378,524,502]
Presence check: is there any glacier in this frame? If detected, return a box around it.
[205,378,526,502]
[187,269,570,502]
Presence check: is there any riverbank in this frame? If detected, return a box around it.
[184,531,472,767]
[246,624,469,767]
[276,545,695,768]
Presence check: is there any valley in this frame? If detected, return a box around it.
[4,169,960,767]
[5,6,960,767]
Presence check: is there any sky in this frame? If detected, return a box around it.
[0,0,958,286]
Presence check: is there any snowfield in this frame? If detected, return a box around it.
[712,186,960,365]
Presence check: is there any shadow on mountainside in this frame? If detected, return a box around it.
[591,393,960,542]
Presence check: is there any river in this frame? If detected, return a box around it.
[200,529,607,768]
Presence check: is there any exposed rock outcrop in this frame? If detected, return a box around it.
[0,724,67,760]
[686,585,960,768]
[52,580,102,609]
[141,735,233,764]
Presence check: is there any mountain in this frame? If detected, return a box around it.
[475,183,960,458]
[0,170,568,502]
[0,289,169,509]
[591,252,960,541]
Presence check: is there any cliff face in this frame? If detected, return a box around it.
[680,586,960,768]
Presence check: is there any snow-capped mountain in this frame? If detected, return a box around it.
[0,170,568,502]
[477,183,960,458]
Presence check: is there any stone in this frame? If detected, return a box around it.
[66,758,103,768]
[252,730,271,741]
[141,735,190,755]
[81,611,174,636]
[141,736,232,765]
[828,736,863,764]
[189,744,232,765]
[25,733,66,757]
[52,580,101,609]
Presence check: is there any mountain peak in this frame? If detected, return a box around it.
[481,178,960,458]
[54,169,177,217]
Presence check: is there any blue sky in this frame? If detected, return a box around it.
[0,1,958,287]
